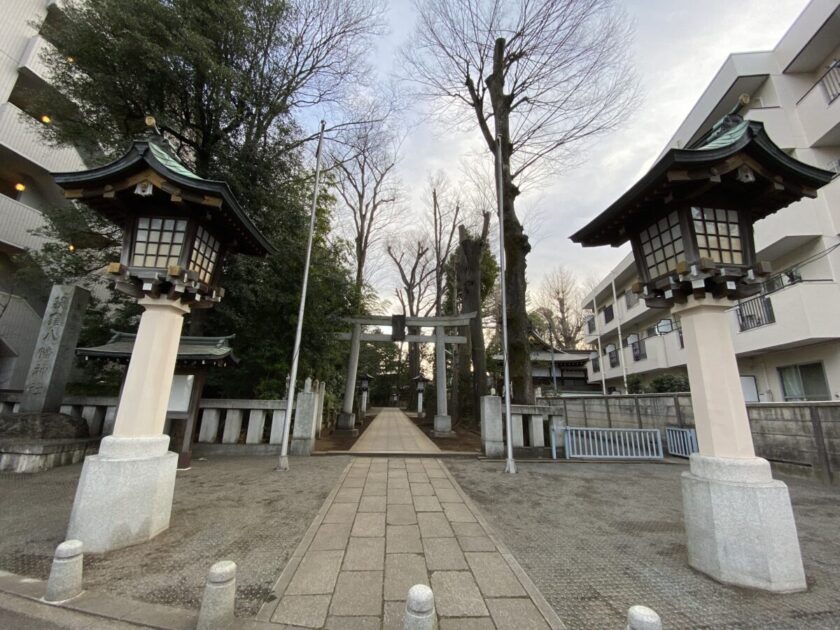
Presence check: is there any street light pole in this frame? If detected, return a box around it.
[495,136,516,475]
[278,121,326,471]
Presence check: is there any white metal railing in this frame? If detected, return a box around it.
[563,427,663,460]
[665,427,698,458]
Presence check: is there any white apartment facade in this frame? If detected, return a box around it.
[0,0,87,389]
[582,0,840,403]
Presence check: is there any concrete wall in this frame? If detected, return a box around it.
[541,394,838,482]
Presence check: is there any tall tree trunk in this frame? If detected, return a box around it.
[407,325,420,379]
[486,37,533,404]
[457,219,490,420]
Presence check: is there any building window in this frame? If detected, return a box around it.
[586,316,596,334]
[627,335,646,362]
[189,226,221,284]
[640,210,684,279]
[691,207,743,265]
[779,363,830,401]
[591,357,600,373]
[625,290,640,309]
[603,304,614,323]
[132,217,187,268]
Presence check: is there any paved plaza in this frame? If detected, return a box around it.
[2,407,840,629]
[447,459,840,629]
[350,408,441,453]
[0,455,350,617]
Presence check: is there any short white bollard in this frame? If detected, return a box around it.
[45,540,84,603]
[404,583,436,630]
[627,605,662,630]
[197,561,237,630]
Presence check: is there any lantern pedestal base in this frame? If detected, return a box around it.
[682,454,806,592]
[431,415,456,438]
[66,436,177,553]
[335,412,359,437]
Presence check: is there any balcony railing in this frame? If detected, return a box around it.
[630,340,647,361]
[737,295,775,331]
[820,60,840,104]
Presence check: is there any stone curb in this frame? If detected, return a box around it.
[254,460,354,622]
[0,569,278,629]
[437,458,569,630]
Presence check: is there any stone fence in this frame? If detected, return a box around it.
[0,379,330,456]
[524,394,839,483]
[480,397,565,457]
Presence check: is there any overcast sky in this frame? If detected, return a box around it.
[354,0,811,307]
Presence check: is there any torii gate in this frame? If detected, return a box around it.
[335,312,476,437]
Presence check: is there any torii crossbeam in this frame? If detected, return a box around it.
[335,312,476,437]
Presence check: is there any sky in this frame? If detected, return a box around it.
[352,0,810,306]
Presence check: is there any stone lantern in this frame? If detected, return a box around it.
[413,374,429,417]
[571,111,834,592]
[357,373,373,416]
[53,122,272,552]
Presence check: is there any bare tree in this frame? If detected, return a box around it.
[404,0,637,403]
[330,111,402,300]
[387,237,436,378]
[425,174,461,316]
[532,266,587,349]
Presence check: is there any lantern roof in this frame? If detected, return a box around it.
[77,331,238,367]
[52,131,275,256]
[570,115,835,248]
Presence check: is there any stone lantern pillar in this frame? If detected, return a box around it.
[53,121,272,551]
[571,112,834,592]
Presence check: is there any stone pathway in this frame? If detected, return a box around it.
[350,408,440,454]
[258,457,563,629]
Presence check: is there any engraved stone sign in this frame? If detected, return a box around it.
[19,285,90,413]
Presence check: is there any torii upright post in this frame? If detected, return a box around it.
[337,322,361,435]
[432,325,456,437]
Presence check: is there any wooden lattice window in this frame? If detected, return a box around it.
[133,217,187,268]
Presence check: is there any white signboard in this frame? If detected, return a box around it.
[167,374,195,413]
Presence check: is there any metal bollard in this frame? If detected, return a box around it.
[45,540,84,603]
[197,561,237,630]
[627,605,662,630]
[404,583,436,630]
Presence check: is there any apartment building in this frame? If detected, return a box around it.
[582,0,840,403]
[0,0,87,388]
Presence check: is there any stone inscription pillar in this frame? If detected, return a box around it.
[20,285,90,413]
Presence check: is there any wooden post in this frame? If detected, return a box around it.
[178,371,206,469]
[808,406,833,483]
[634,396,643,429]
[674,395,685,428]
[582,398,588,427]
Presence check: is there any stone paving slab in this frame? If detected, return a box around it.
[350,408,441,453]
[258,450,564,629]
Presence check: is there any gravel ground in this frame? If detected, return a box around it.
[0,455,349,617]
[445,459,840,630]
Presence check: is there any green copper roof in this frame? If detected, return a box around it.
[696,119,749,150]
[148,141,203,180]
